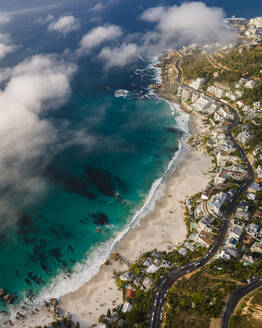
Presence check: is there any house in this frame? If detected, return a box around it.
[245,80,257,89]
[146,264,160,274]
[207,82,230,98]
[230,225,243,240]
[225,236,238,248]
[250,17,262,28]
[217,107,234,120]
[208,192,228,215]
[248,182,261,193]
[184,241,196,252]
[201,185,214,200]
[251,241,262,254]
[142,258,153,267]
[254,209,262,221]
[191,95,211,112]
[195,231,213,247]
[207,85,225,98]
[247,193,256,201]
[120,272,134,281]
[224,247,240,259]
[189,77,206,90]
[247,223,260,237]
[237,130,254,144]
[122,302,132,313]
[235,202,251,221]
[152,251,163,260]
[126,288,135,299]
[161,260,171,268]
[181,88,192,102]
[178,247,187,256]
[242,254,255,265]
[216,151,239,167]
[198,215,216,233]
[214,169,229,185]
[219,247,239,260]
[143,277,153,290]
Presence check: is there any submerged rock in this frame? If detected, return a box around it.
[0,288,6,298]
[92,212,109,225]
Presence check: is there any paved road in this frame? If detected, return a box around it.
[149,62,255,328]
[221,279,262,328]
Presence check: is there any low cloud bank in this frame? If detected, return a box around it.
[93,2,237,68]
[0,55,76,227]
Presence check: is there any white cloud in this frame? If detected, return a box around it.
[0,55,76,227]
[78,24,122,53]
[35,14,54,25]
[93,2,236,69]
[0,14,11,25]
[0,33,16,60]
[48,15,80,34]
[90,3,105,11]
[140,6,166,22]
[99,42,138,68]
[141,2,236,52]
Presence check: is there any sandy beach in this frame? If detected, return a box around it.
[7,111,212,328]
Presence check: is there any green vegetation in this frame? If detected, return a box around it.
[213,46,262,78]
[180,53,216,82]
[164,269,236,328]
[229,288,262,328]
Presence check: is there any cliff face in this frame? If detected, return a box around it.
[152,50,180,100]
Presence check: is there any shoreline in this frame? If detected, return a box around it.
[61,110,212,328]
[7,104,212,328]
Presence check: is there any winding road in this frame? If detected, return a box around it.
[149,58,255,328]
[221,278,262,328]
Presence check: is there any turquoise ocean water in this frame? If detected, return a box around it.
[0,0,261,320]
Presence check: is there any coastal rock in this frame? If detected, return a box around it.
[0,288,6,297]
[49,298,58,306]
[16,312,25,320]
[4,294,15,304]
[105,260,111,265]
[111,252,120,261]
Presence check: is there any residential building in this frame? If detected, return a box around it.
[237,130,254,144]
[120,272,134,281]
[245,80,257,89]
[143,277,153,290]
[122,302,132,313]
[247,223,260,237]
[184,241,196,252]
[146,264,160,274]
[235,202,251,221]
[251,241,262,254]
[208,192,227,215]
[189,77,206,90]
[195,231,213,247]
[230,225,243,240]
[254,209,262,221]
[248,182,261,193]
[191,95,211,112]
[198,215,216,232]
[178,248,187,256]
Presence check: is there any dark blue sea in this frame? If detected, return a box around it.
[0,0,260,320]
